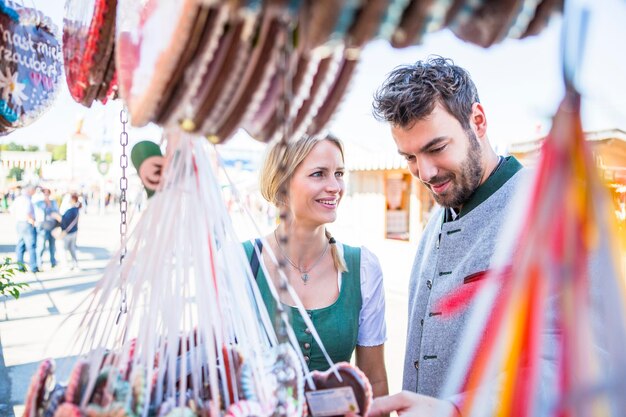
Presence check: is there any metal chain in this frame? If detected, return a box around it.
[116,108,129,324]
[278,16,294,147]
[272,16,298,417]
[273,15,295,340]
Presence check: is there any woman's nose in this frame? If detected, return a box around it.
[326,176,342,192]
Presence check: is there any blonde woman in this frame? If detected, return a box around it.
[243,135,388,398]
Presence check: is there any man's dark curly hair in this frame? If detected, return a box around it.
[372,56,480,131]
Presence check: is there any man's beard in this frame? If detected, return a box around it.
[426,130,484,208]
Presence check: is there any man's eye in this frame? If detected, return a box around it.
[430,146,446,153]
[404,155,415,162]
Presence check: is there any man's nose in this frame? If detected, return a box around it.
[414,158,438,183]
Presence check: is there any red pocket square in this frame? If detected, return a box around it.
[463,270,489,284]
[436,267,512,316]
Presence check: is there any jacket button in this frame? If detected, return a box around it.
[420,319,424,326]
[304,356,310,362]
[304,343,311,349]
[414,360,419,370]
[304,328,311,334]
[426,280,432,289]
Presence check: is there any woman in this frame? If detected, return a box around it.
[243,135,388,398]
[61,193,81,270]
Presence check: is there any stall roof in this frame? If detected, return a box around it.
[343,139,407,172]
[508,128,626,155]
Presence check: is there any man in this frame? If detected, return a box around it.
[11,185,38,273]
[34,188,61,270]
[370,56,525,416]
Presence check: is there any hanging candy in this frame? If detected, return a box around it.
[23,359,55,417]
[305,362,372,417]
[63,0,118,107]
[0,0,63,135]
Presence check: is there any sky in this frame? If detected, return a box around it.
[2,0,626,157]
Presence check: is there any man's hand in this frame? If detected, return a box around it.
[368,391,460,417]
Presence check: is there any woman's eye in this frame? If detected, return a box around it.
[311,171,323,177]
[335,171,344,177]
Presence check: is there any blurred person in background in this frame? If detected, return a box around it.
[11,185,38,272]
[1,189,9,212]
[61,193,81,270]
[34,188,61,270]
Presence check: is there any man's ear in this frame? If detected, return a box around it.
[471,102,488,138]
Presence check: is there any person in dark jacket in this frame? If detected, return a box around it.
[61,193,81,270]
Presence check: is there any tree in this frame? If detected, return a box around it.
[0,142,39,152]
[92,152,113,163]
[51,144,67,161]
[1,142,25,151]
[7,167,24,181]
[0,258,29,300]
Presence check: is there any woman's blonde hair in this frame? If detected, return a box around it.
[259,134,348,273]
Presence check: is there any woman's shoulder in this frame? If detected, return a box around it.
[359,246,382,271]
[338,242,379,263]
[63,206,77,216]
[339,242,359,252]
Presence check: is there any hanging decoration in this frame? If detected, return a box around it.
[437,89,626,417]
[0,1,564,136]
[63,0,118,107]
[112,0,563,144]
[305,362,373,417]
[0,0,63,136]
[22,131,304,417]
[22,129,375,417]
[434,4,626,410]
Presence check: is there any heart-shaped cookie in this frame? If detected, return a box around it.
[306,362,372,417]
[23,359,55,417]
[0,3,63,134]
[65,360,90,405]
[63,0,118,107]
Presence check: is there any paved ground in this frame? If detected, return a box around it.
[0,207,415,416]
[0,209,123,417]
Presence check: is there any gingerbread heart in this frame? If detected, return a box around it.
[23,359,55,417]
[65,360,90,405]
[305,362,372,417]
[0,3,63,134]
[63,0,118,107]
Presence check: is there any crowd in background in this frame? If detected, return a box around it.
[7,185,83,272]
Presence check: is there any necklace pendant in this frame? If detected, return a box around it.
[301,273,309,284]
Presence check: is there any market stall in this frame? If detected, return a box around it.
[2,0,623,416]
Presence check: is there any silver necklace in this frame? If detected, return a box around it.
[274,229,329,284]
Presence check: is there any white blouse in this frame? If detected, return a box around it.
[338,243,387,347]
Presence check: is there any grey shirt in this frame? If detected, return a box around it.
[402,156,524,396]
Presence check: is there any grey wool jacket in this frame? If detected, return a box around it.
[402,156,524,397]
